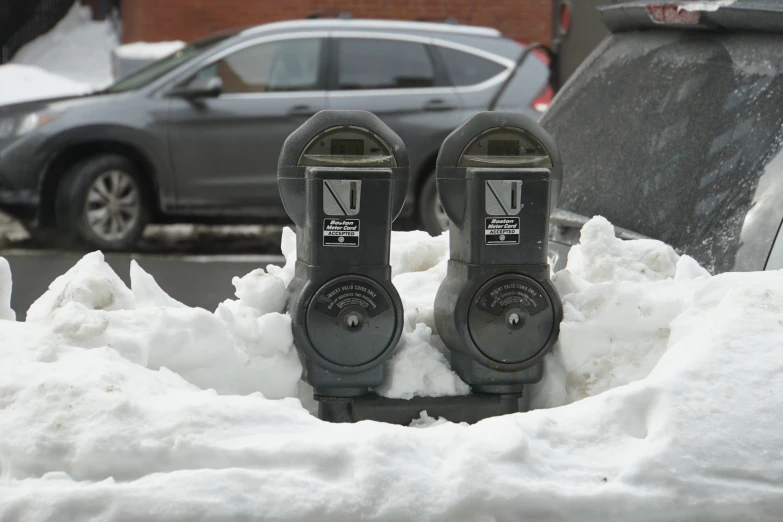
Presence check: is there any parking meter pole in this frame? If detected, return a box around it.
[277,111,409,416]
[434,112,564,404]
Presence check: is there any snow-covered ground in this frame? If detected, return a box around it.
[1,217,782,521]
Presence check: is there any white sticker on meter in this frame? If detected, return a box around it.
[323,219,360,247]
[485,217,520,245]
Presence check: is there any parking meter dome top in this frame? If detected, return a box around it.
[298,126,397,168]
[278,110,410,225]
[436,111,562,210]
[278,110,409,176]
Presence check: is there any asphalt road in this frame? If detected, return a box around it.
[3,250,285,318]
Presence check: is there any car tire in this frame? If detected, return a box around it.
[55,154,151,251]
[418,172,449,236]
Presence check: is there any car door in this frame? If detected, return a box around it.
[166,34,327,213]
[326,34,463,186]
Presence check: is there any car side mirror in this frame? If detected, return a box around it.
[170,76,222,99]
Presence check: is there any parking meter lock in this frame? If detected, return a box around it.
[277,111,409,404]
[434,112,564,397]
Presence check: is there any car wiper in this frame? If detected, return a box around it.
[550,209,649,242]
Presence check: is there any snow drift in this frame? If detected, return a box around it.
[1,217,782,521]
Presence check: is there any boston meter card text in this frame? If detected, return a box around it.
[323,218,360,247]
[485,217,520,245]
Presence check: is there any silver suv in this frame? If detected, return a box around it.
[0,19,549,249]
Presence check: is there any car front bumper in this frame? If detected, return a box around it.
[0,137,43,222]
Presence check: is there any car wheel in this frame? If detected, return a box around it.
[418,172,449,236]
[55,154,150,251]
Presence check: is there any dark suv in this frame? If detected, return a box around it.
[0,19,549,249]
[543,0,783,275]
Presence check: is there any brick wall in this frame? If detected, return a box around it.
[121,0,553,45]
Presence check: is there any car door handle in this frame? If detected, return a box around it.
[288,105,318,117]
[423,99,456,111]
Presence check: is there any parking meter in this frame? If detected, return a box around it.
[434,112,563,397]
[278,111,409,409]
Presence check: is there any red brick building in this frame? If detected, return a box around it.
[121,0,553,46]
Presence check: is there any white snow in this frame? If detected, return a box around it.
[12,1,119,87]
[2,217,783,520]
[376,323,470,399]
[114,41,185,60]
[0,64,92,106]
[24,251,302,400]
[679,0,736,12]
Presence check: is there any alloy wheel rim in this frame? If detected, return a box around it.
[85,170,140,242]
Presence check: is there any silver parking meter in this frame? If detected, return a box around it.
[278,111,409,418]
[434,112,563,398]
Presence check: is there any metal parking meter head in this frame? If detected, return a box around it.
[278,110,409,405]
[434,111,563,397]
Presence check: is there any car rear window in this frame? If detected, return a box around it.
[437,46,505,86]
[542,32,783,273]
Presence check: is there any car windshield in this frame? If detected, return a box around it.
[105,33,234,93]
[542,31,783,273]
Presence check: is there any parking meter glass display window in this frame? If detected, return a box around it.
[298,126,397,167]
[458,127,552,168]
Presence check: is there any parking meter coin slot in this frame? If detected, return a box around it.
[485,180,522,215]
[324,180,361,215]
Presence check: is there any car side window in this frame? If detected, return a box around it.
[193,38,322,94]
[336,38,436,90]
[437,46,505,87]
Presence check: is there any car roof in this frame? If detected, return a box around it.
[238,18,503,39]
[602,0,783,33]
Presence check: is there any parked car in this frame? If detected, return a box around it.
[0,19,550,250]
[543,0,783,274]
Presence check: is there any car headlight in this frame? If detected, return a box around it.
[0,112,61,139]
[16,112,60,136]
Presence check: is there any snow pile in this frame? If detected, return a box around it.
[12,1,119,87]
[531,217,711,408]
[0,64,92,106]
[24,251,302,399]
[376,323,469,399]
[2,219,783,520]
[114,41,185,60]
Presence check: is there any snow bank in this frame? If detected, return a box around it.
[12,1,119,87]
[530,217,711,408]
[25,252,301,399]
[0,64,91,106]
[114,41,185,60]
[2,219,783,520]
